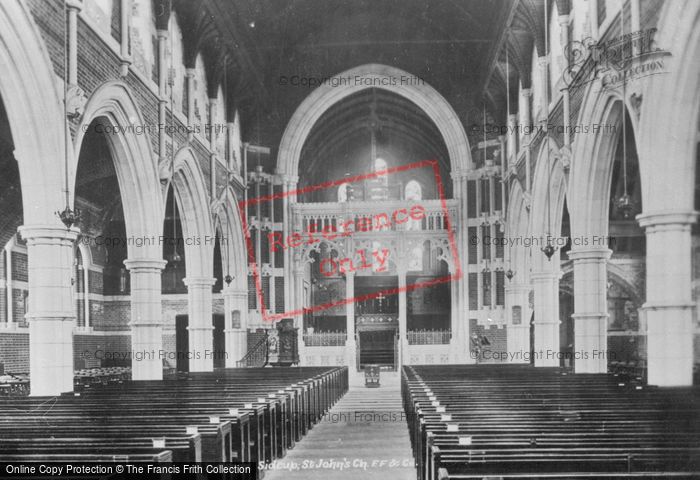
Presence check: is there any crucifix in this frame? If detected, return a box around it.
[376,292,387,311]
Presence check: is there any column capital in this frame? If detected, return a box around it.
[505,283,531,294]
[185,68,196,77]
[279,174,299,185]
[156,29,168,40]
[636,210,698,230]
[558,14,570,25]
[222,287,247,299]
[521,88,532,97]
[183,276,217,287]
[537,55,550,66]
[18,225,79,243]
[65,0,83,12]
[567,246,612,261]
[450,169,470,181]
[530,270,560,282]
[123,258,167,272]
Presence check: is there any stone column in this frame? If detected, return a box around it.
[208,98,217,200]
[505,282,531,363]
[19,226,78,396]
[530,270,560,367]
[183,276,216,372]
[66,0,82,86]
[157,29,168,163]
[345,271,356,372]
[520,89,532,145]
[559,13,572,148]
[449,266,459,362]
[223,287,247,367]
[568,246,611,373]
[507,114,518,160]
[537,56,549,122]
[119,0,131,76]
[293,261,306,362]
[397,265,408,367]
[638,211,697,386]
[450,172,470,364]
[124,258,167,381]
[185,68,196,142]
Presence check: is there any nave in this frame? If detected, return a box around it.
[1,363,699,478]
[0,367,346,463]
[265,372,415,480]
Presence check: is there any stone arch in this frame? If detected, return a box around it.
[530,137,568,272]
[507,180,530,282]
[0,1,68,226]
[74,81,163,260]
[170,146,214,278]
[212,186,248,291]
[569,86,641,240]
[637,0,700,216]
[276,64,473,178]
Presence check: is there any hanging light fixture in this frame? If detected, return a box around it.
[615,12,636,220]
[57,1,79,229]
[541,2,557,261]
[166,6,181,267]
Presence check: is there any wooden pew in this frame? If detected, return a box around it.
[402,364,700,480]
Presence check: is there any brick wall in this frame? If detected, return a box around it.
[470,318,508,363]
[10,251,27,282]
[74,333,131,368]
[0,331,29,373]
[97,299,130,330]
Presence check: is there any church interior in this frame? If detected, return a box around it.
[0,0,699,477]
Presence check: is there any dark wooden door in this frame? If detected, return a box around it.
[212,314,226,369]
[175,315,189,372]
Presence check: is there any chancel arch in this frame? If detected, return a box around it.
[277,63,473,179]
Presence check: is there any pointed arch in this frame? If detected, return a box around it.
[74,81,163,260]
[0,1,68,226]
[569,86,641,241]
[507,180,531,283]
[212,186,248,291]
[530,136,568,271]
[277,64,473,178]
[170,146,214,278]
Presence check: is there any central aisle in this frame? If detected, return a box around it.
[263,371,416,480]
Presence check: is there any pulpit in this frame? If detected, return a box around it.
[271,318,299,366]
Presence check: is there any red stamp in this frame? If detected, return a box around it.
[239,159,462,322]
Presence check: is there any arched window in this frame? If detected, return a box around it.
[374,158,389,186]
[338,183,348,203]
[369,157,389,200]
[405,180,422,200]
[374,157,388,173]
